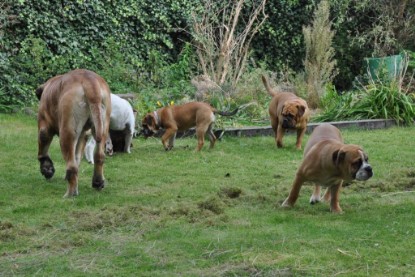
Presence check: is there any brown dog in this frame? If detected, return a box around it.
[262,75,310,149]
[141,102,237,151]
[36,69,111,197]
[282,123,373,213]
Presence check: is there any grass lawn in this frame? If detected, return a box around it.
[1,113,414,276]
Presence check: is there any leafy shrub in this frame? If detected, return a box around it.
[406,50,415,74]
[315,81,415,125]
[132,44,198,120]
[232,67,270,124]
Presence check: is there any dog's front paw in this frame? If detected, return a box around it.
[39,156,55,179]
[63,188,79,198]
[309,195,321,205]
[92,175,105,190]
[281,198,294,208]
[330,207,344,214]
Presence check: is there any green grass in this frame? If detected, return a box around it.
[1,114,414,276]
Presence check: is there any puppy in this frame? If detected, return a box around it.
[262,75,310,149]
[141,101,237,151]
[36,69,111,197]
[281,123,373,213]
[84,93,135,163]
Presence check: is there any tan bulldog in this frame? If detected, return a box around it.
[262,75,310,149]
[36,69,111,197]
[282,123,373,213]
[141,102,237,151]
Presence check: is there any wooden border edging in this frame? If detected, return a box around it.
[167,119,397,139]
[224,119,396,137]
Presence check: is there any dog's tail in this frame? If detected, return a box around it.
[214,107,239,116]
[261,75,277,97]
[89,103,106,143]
[86,79,110,144]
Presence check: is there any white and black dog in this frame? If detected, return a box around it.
[85,93,135,163]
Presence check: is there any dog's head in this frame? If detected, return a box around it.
[332,145,373,182]
[281,102,307,129]
[141,112,159,138]
[105,137,114,156]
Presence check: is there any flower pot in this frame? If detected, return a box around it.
[365,54,404,81]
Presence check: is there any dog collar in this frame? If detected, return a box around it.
[153,111,161,128]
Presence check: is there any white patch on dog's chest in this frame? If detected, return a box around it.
[355,150,372,181]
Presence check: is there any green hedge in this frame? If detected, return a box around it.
[1,0,195,110]
[251,0,315,72]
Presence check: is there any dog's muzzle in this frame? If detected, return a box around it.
[142,128,155,138]
[355,163,373,181]
[282,117,295,129]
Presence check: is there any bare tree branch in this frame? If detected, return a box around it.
[189,0,268,96]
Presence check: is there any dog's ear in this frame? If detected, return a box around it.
[297,105,306,118]
[333,149,346,166]
[35,86,44,100]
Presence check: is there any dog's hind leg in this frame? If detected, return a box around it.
[75,130,88,167]
[90,102,110,191]
[322,187,331,202]
[60,128,80,197]
[207,123,217,149]
[124,133,133,153]
[124,128,133,153]
[85,79,111,192]
[92,136,106,190]
[37,125,56,179]
[195,126,208,151]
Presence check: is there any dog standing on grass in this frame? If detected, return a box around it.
[282,123,373,213]
[141,101,238,151]
[85,93,136,164]
[36,69,111,197]
[262,75,310,149]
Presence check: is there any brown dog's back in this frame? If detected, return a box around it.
[304,123,343,156]
[160,102,212,131]
[38,70,110,141]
